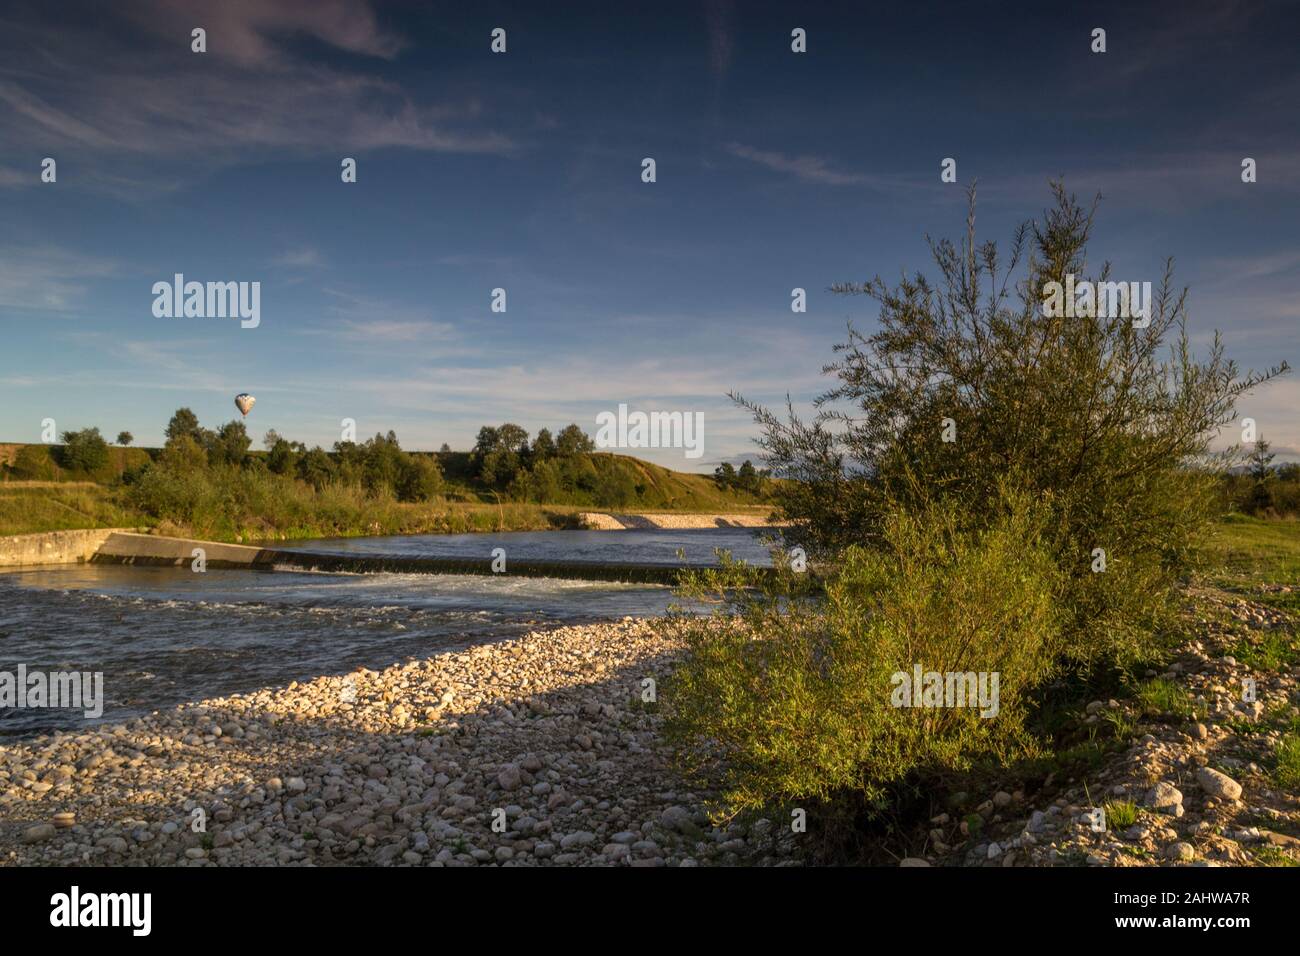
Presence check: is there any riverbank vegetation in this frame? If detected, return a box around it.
[0,417,770,540]
[659,184,1295,857]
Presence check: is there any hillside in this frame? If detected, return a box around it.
[0,442,775,539]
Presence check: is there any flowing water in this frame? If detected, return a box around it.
[0,528,777,737]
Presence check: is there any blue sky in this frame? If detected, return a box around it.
[1,0,1298,470]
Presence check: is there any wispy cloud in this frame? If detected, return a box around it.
[0,0,516,198]
[124,0,406,68]
[0,245,117,311]
[273,248,323,269]
[725,142,887,188]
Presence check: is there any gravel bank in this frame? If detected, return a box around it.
[577,512,780,530]
[1,620,799,867]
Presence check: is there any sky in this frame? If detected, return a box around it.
[1,0,1297,471]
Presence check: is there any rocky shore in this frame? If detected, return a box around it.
[912,587,1300,868]
[3,588,1295,868]
[1,620,798,867]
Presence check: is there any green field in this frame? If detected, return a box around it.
[1203,513,1300,585]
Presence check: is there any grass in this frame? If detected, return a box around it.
[1103,799,1139,830]
[1134,677,1196,720]
[0,484,145,535]
[1253,846,1299,867]
[1230,629,1300,672]
[1273,730,1300,790]
[1204,514,1300,586]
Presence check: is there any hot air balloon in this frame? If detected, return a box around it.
[234,393,256,417]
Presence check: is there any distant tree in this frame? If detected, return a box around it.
[297,446,336,490]
[556,424,594,457]
[159,433,207,473]
[497,423,529,453]
[59,427,110,473]
[713,462,737,489]
[208,420,252,467]
[267,438,299,476]
[473,423,530,487]
[116,431,133,447]
[362,432,405,494]
[1248,436,1276,481]
[472,426,499,457]
[1248,436,1277,513]
[263,429,282,451]
[736,460,766,494]
[165,408,201,445]
[398,455,443,501]
[439,442,451,454]
[532,428,556,461]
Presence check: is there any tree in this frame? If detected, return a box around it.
[497,423,529,454]
[165,408,201,445]
[737,460,761,494]
[473,423,530,487]
[735,183,1287,669]
[713,462,737,489]
[208,420,252,467]
[297,446,336,490]
[263,429,282,451]
[59,427,110,473]
[532,428,556,462]
[398,455,443,501]
[439,443,451,454]
[159,433,207,473]
[116,431,133,447]
[362,432,405,494]
[267,438,299,476]
[1247,436,1277,513]
[556,424,594,457]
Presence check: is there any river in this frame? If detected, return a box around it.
[0,527,777,736]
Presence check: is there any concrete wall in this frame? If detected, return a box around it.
[0,528,131,568]
[93,532,276,569]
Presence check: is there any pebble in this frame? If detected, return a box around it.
[1196,767,1242,801]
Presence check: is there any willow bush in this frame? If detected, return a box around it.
[661,490,1061,816]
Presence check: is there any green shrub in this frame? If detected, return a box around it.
[59,427,110,474]
[735,184,1285,673]
[660,490,1061,817]
[9,444,60,480]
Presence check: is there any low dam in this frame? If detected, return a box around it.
[90,532,706,585]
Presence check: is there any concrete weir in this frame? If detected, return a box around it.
[0,528,135,568]
[90,532,696,585]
